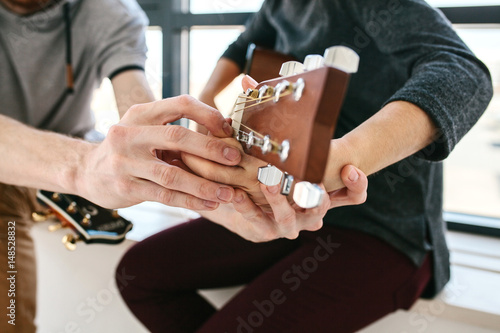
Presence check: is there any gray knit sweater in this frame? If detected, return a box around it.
[222,0,493,297]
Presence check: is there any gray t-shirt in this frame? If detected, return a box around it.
[223,0,493,297]
[0,0,148,137]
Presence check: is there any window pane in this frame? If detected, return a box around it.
[92,27,163,135]
[443,27,500,218]
[189,27,244,115]
[190,0,264,14]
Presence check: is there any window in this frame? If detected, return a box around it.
[190,0,264,14]
[443,27,500,219]
[189,26,244,115]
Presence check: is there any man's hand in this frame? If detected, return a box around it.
[77,95,242,210]
[199,164,367,242]
[181,137,270,205]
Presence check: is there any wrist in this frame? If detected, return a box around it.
[59,138,95,196]
[323,137,359,192]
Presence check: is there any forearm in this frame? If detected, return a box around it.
[323,101,436,191]
[111,70,156,118]
[0,114,93,193]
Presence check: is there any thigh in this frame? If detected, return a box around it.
[198,227,431,333]
[118,217,301,291]
[0,184,39,333]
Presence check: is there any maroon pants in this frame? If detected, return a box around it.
[116,218,431,333]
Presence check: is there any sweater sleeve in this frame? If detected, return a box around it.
[222,0,278,71]
[348,0,493,161]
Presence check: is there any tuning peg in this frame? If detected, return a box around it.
[292,78,305,101]
[279,61,305,77]
[32,211,55,222]
[303,54,325,71]
[48,223,65,232]
[62,234,82,251]
[293,182,325,209]
[258,165,283,186]
[273,80,290,103]
[279,139,290,162]
[280,174,294,196]
[323,46,360,74]
[81,213,92,228]
[66,201,77,214]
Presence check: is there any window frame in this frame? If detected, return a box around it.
[137,0,500,236]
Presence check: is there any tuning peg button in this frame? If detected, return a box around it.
[323,46,360,74]
[279,61,305,77]
[303,54,325,71]
[293,182,325,209]
[258,165,283,186]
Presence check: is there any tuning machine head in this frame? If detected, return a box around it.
[293,182,325,209]
[303,54,325,71]
[279,61,305,77]
[62,234,82,251]
[323,46,360,74]
[258,165,283,186]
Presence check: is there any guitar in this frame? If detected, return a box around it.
[232,44,359,208]
[33,190,133,250]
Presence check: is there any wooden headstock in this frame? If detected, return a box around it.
[232,45,359,207]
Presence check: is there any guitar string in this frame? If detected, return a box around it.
[232,90,292,111]
[229,90,293,147]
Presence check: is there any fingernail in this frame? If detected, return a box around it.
[216,187,233,202]
[233,192,245,203]
[223,121,233,136]
[348,167,359,182]
[223,147,240,162]
[267,185,280,194]
[204,200,218,209]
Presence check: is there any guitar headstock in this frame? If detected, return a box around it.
[232,45,359,208]
[34,190,133,250]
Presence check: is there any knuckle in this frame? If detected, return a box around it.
[203,137,222,154]
[157,189,174,205]
[307,220,323,232]
[176,94,197,108]
[115,178,132,196]
[155,164,178,188]
[126,103,143,117]
[106,124,127,142]
[183,196,198,210]
[163,125,185,143]
[197,181,215,199]
[285,230,300,240]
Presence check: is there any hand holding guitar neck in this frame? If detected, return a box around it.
[231,45,360,208]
